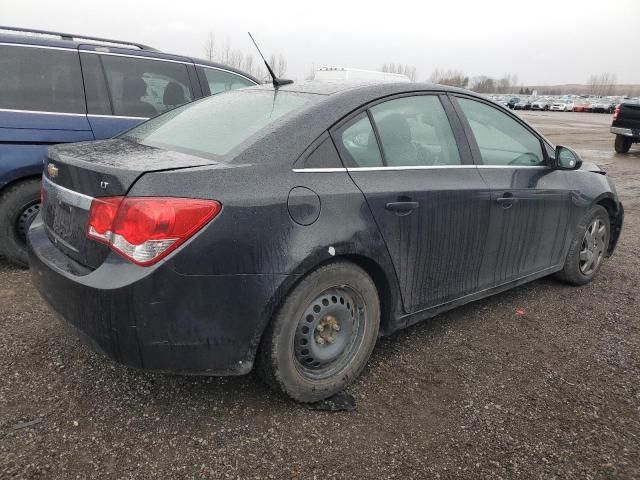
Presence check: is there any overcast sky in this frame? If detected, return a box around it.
[4,0,639,85]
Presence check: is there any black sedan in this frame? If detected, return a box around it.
[28,82,624,402]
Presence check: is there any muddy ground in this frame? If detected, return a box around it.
[1,111,639,479]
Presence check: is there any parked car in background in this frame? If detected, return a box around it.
[531,98,551,111]
[0,25,259,266]
[592,99,616,113]
[507,97,520,109]
[513,98,531,110]
[550,100,571,112]
[611,102,640,153]
[29,81,623,402]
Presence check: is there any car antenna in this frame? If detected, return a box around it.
[248,32,293,88]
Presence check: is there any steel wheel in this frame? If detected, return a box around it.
[579,218,606,275]
[293,286,366,380]
[258,262,380,402]
[16,201,41,243]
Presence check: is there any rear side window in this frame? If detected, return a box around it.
[370,96,461,166]
[123,90,311,158]
[101,56,194,118]
[338,113,384,167]
[456,97,545,166]
[0,45,85,114]
[201,68,255,95]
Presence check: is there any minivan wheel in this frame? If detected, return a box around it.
[0,179,41,268]
[556,205,610,286]
[614,135,632,154]
[257,262,380,402]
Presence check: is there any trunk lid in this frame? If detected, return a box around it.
[41,139,218,270]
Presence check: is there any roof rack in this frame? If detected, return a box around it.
[0,25,156,51]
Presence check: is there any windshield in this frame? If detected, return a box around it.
[122,89,311,158]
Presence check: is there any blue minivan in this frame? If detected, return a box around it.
[0,26,259,266]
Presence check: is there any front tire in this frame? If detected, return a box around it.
[257,262,380,402]
[614,135,632,154]
[0,179,41,267]
[556,205,610,286]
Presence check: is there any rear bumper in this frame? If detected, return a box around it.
[611,126,639,138]
[27,216,292,375]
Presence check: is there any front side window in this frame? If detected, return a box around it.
[202,68,255,95]
[101,56,193,118]
[456,97,545,166]
[0,45,85,114]
[123,90,311,158]
[370,96,461,166]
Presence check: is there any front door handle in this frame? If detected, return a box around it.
[385,201,419,216]
[495,192,518,209]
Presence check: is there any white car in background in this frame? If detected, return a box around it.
[550,100,573,112]
[531,98,551,111]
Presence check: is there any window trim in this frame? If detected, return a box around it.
[448,93,551,168]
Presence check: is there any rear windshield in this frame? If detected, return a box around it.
[122,89,311,158]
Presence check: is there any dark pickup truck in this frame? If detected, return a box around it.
[611,103,640,153]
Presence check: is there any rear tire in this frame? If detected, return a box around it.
[614,135,632,154]
[257,262,380,402]
[556,205,610,286]
[0,179,41,268]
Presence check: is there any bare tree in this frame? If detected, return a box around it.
[429,68,469,88]
[588,72,617,96]
[470,76,496,93]
[204,31,216,62]
[381,63,417,81]
[202,33,290,81]
[268,54,288,77]
[305,64,316,81]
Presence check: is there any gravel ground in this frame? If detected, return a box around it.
[1,111,639,479]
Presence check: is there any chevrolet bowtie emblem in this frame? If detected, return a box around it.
[47,163,59,178]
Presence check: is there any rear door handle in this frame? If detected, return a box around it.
[385,201,419,216]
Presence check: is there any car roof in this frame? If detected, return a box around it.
[253,80,472,98]
[0,30,260,83]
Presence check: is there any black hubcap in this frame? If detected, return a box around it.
[294,287,365,378]
[16,202,41,243]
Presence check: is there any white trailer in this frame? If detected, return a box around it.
[314,67,411,83]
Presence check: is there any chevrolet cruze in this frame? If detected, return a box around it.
[28,82,623,402]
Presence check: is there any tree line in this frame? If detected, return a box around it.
[202,34,628,96]
[203,32,287,81]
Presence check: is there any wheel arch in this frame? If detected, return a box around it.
[251,252,402,368]
[595,196,623,255]
[0,173,43,200]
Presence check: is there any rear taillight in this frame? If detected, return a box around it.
[613,104,621,121]
[87,196,221,266]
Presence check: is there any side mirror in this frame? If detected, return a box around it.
[555,145,583,170]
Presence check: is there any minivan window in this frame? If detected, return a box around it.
[123,90,310,158]
[370,96,461,166]
[0,45,85,114]
[101,56,193,118]
[457,97,545,166]
[202,68,255,95]
[79,53,111,115]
